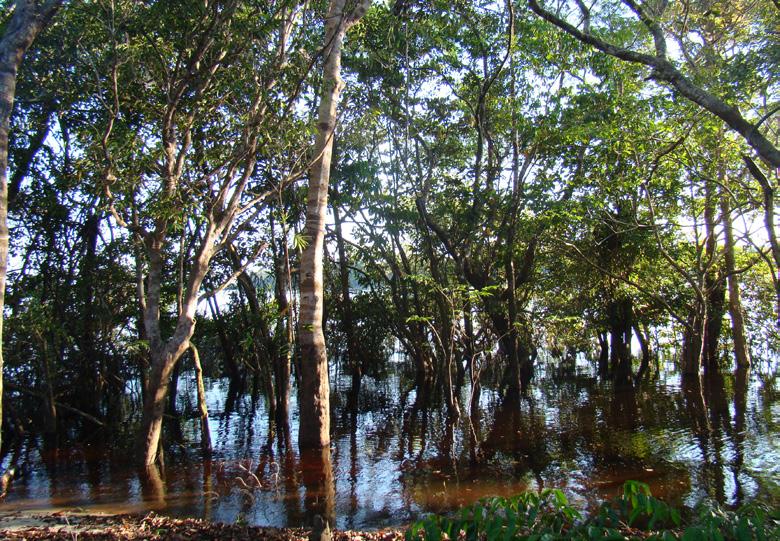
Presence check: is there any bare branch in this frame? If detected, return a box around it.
[198,242,267,303]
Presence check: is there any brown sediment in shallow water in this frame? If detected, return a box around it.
[0,512,405,540]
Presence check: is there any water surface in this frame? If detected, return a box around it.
[2,358,778,529]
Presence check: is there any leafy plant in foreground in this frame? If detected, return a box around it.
[405,481,780,540]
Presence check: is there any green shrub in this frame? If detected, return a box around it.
[405,481,779,541]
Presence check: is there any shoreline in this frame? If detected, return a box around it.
[0,510,406,540]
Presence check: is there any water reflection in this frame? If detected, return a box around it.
[1,360,778,529]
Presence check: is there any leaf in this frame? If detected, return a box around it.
[293,233,310,250]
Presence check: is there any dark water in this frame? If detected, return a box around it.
[2,357,778,530]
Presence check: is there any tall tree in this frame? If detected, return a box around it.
[0,0,64,453]
[721,178,751,368]
[69,0,312,465]
[298,0,371,450]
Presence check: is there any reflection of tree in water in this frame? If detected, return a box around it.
[682,371,736,505]
[300,448,335,528]
[4,361,778,528]
[280,448,302,527]
[731,367,748,506]
[478,393,548,486]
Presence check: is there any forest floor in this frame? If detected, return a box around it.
[0,511,406,540]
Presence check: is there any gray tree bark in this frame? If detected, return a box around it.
[298,0,371,450]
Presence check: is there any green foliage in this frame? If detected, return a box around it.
[406,488,581,541]
[406,481,780,541]
[293,232,310,251]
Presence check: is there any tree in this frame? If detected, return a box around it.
[0,0,64,454]
[69,0,314,465]
[298,0,372,451]
[527,0,780,169]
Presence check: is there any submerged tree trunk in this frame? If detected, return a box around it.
[137,234,215,466]
[273,234,293,435]
[597,331,609,377]
[720,183,750,368]
[609,298,633,386]
[298,0,370,450]
[0,0,64,458]
[332,196,360,412]
[190,344,211,452]
[633,322,650,384]
[702,177,725,372]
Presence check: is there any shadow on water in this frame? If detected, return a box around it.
[1,357,778,529]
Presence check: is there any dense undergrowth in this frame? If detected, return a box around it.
[405,481,779,541]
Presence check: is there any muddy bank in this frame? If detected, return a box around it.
[0,511,405,540]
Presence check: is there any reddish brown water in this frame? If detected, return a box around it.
[1,359,778,529]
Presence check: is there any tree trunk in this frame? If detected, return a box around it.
[682,309,702,376]
[273,236,293,434]
[36,331,57,435]
[720,183,751,368]
[190,344,211,452]
[167,358,181,415]
[609,298,633,385]
[137,233,214,465]
[332,194,360,412]
[702,177,725,372]
[742,156,780,327]
[229,245,277,418]
[488,310,520,395]
[206,295,239,381]
[298,0,370,450]
[78,213,102,416]
[138,348,183,466]
[0,0,63,460]
[597,331,609,376]
[300,447,336,528]
[633,322,650,384]
[133,241,149,406]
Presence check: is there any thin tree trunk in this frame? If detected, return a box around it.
[597,331,609,376]
[36,331,57,435]
[742,156,780,327]
[720,181,751,368]
[633,322,650,384]
[134,240,149,405]
[229,245,277,416]
[682,307,703,375]
[609,298,633,385]
[206,295,239,381]
[298,0,370,450]
[332,193,359,412]
[273,235,293,434]
[78,213,102,416]
[703,177,725,372]
[190,344,212,452]
[167,359,181,415]
[0,0,63,459]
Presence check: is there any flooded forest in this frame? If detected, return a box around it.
[0,0,778,534]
